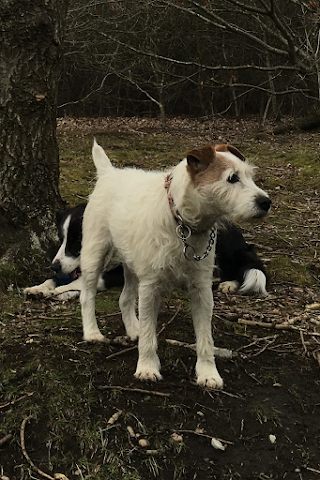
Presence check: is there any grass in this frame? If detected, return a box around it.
[58,130,187,206]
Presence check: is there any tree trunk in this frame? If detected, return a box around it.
[0,0,68,276]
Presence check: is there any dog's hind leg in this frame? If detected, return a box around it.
[80,242,113,343]
[134,281,162,381]
[119,265,139,341]
[189,283,224,389]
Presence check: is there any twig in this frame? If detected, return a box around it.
[179,358,190,376]
[99,385,170,397]
[62,343,91,354]
[304,466,320,475]
[156,304,182,337]
[20,415,55,480]
[0,433,13,447]
[0,392,35,410]
[166,339,233,358]
[105,343,138,361]
[238,318,320,336]
[300,330,308,356]
[236,335,277,351]
[316,352,320,368]
[176,429,234,445]
[238,319,299,330]
[205,387,243,399]
[249,336,278,358]
[105,305,182,361]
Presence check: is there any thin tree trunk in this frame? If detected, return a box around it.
[0,0,68,269]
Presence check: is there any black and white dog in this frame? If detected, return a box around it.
[24,204,268,300]
[216,221,268,295]
[24,204,124,300]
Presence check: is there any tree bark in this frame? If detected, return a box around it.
[0,0,68,272]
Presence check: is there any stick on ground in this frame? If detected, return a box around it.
[20,415,55,480]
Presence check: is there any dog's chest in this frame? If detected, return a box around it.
[130,232,216,286]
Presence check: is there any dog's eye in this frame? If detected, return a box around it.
[228,174,240,184]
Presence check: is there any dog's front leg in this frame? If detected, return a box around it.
[189,283,224,389]
[134,282,162,381]
[80,249,111,342]
[80,275,106,342]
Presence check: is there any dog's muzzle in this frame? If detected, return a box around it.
[256,196,272,215]
[51,259,62,273]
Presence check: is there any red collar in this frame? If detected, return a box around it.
[164,173,175,213]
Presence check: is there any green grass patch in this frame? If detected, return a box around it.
[269,256,313,286]
[57,130,187,206]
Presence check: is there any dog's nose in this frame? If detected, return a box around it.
[51,259,62,273]
[256,196,271,212]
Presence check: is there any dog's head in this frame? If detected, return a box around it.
[51,204,86,274]
[186,144,271,224]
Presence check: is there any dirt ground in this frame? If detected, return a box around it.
[1,116,320,480]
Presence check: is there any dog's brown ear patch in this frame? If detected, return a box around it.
[187,145,216,180]
[215,144,246,162]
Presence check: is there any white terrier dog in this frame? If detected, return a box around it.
[80,141,271,389]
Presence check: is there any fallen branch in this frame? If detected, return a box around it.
[156,304,183,337]
[20,415,54,480]
[304,466,320,475]
[0,433,13,447]
[236,335,277,352]
[238,318,320,336]
[316,352,320,369]
[300,330,308,356]
[249,337,278,358]
[105,344,137,361]
[176,429,234,445]
[0,392,35,410]
[99,385,170,397]
[166,339,233,358]
[238,319,298,330]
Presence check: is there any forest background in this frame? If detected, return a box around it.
[59,0,320,128]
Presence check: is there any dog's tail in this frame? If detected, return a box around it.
[92,139,112,176]
[238,269,268,296]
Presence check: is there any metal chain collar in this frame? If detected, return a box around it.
[165,172,216,261]
[175,214,217,262]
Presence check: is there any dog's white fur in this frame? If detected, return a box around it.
[80,141,270,388]
[219,270,268,295]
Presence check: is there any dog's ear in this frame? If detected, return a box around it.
[187,145,216,177]
[227,145,246,161]
[215,144,246,162]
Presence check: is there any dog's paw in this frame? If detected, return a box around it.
[218,280,239,294]
[134,370,163,382]
[24,279,56,297]
[197,373,224,390]
[196,362,224,389]
[83,331,108,343]
[24,286,49,297]
[134,361,162,382]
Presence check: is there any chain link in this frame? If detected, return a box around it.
[165,174,216,261]
[175,217,216,262]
